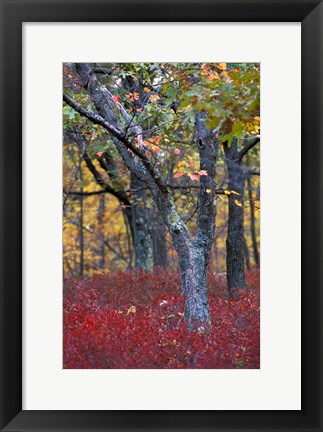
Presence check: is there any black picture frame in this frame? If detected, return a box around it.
[0,0,322,431]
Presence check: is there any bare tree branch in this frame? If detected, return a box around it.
[64,190,108,196]
[65,186,230,196]
[65,217,127,262]
[238,136,260,161]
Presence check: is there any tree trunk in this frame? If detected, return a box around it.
[152,209,167,267]
[243,236,251,271]
[149,185,212,330]
[79,166,84,278]
[97,194,106,270]
[225,143,246,294]
[179,246,210,330]
[131,173,154,272]
[247,174,260,266]
[214,237,220,273]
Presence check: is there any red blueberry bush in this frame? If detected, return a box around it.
[63,269,260,369]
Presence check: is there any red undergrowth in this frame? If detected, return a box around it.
[63,269,260,369]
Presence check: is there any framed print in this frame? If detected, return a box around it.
[0,0,322,431]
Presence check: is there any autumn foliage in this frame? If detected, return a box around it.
[64,269,260,369]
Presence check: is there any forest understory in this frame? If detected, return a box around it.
[64,268,260,369]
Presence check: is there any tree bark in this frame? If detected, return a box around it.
[130,173,154,272]
[247,174,259,266]
[97,194,106,270]
[243,236,251,271]
[152,208,167,267]
[152,189,211,328]
[223,137,260,295]
[224,140,246,294]
[78,160,84,277]
[179,246,210,329]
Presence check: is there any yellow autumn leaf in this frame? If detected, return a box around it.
[206,189,212,193]
[209,72,220,81]
[234,200,243,207]
[224,190,231,195]
[144,87,150,92]
[150,94,160,102]
[126,306,136,315]
[217,63,227,71]
[230,190,240,196]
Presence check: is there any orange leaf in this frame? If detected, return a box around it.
[126,92,140,103]
[174,148,181,155]
[174,172,184,179]
[152,145,161,154]
[96,151,104,157]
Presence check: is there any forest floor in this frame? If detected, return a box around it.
[64,269,260,369]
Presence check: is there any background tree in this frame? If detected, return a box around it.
[223,136,260,294]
